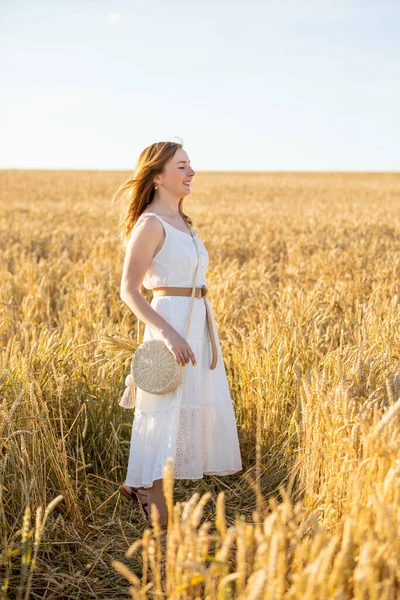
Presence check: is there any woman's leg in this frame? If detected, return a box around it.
[145,478,168,527]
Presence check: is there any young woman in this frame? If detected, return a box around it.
[113,140,242,533]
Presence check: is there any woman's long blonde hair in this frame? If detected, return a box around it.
[112,140,193,244]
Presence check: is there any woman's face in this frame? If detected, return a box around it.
[156,148,196,197]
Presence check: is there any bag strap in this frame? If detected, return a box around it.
[136,221,200,343]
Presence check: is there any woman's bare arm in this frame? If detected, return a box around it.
[120,216,173,338]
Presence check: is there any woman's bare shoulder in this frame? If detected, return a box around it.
[130,212,165,243]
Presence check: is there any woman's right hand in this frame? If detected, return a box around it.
[162,328,197,366]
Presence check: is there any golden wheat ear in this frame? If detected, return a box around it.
[92,330,139,380]
[98,330,139,354]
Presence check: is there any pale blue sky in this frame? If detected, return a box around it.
[1,0,399,171]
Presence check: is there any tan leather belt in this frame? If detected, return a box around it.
[152,284,217,370]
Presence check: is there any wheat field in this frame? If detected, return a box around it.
[1,169,400,599]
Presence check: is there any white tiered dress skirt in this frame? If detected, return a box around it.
[124,293,243,488]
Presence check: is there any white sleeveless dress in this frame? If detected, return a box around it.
[124,212,243,489]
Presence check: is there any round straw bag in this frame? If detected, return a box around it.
[132,338,185,394]
[119,225,200,404]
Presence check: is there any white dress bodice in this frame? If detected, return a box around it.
[131,212,209,290]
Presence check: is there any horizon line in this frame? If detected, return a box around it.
[1,168,399,174]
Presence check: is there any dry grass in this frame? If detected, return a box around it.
[0,169,400,598]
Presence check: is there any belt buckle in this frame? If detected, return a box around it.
[201,285,208,298]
